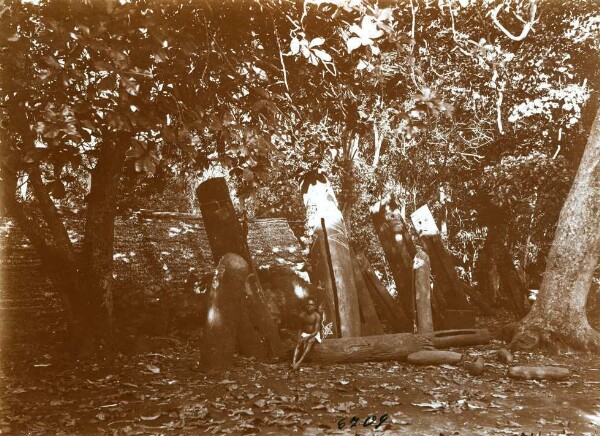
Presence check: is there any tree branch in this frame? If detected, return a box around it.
[28,166,76,262]
[489,2,538,42]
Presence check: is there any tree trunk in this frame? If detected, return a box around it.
[197,177,282,355]
[511,107,600,352]
[1,166,101,351]
[302,173,361,337]
[80,139,128,341]
[370,196,416,321]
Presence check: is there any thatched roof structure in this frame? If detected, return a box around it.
[0,211,305,334]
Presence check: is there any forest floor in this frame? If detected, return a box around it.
[0,318,599,436]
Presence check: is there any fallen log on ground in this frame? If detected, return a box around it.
[508,366,570,380]
[291,329,491,365]
[304,333,433,364]
[425,329,492,348]
[407,350,462,365]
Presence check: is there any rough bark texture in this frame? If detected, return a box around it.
[81,139,128,337]
[196,177,250,263]
[511,107,600,353]
[414,249,434,334]
[370,197,416,321]
[2,143,127,350]
[302,329,490,364]
[305,333,433,364]
[302,175,361,338]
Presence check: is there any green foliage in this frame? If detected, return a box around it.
[1,0,598,289]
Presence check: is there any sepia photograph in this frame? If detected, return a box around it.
[0,0,599,434]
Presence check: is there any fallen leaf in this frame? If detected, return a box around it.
[231,409,254,416]
[467,401,486,410]
[412,401,447,410]
[141,413,161,421]
[382,400,400,406]
[253,399,266,408]
[146,364,160,374]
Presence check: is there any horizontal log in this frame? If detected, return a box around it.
[305,333,433,364]
[293,329,491,366]
[407,350,462,365]
[424,329,491,348]
[508,366,570,380]
[138,209,204,220]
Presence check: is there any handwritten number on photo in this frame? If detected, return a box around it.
[338,414,388,430]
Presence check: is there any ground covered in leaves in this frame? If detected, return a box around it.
[1,329,599,436]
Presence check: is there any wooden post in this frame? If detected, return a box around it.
[370,196,416,321]
[196,177,282,357]
[302,173,361,338]
[351,250,384,336]
[196,177,249,263]
[309,228,339,338]
[414,249,434,333]
[356,254,413,332]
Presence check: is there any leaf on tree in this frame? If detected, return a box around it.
[290,37,300,55]
[309,37,325,48]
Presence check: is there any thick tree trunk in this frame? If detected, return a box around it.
[370,196,416,321]
[302,173,361,337]
[511,107,600,352]
[2,167,92,349]
[197,177,282,355]
[80,140,128,340]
